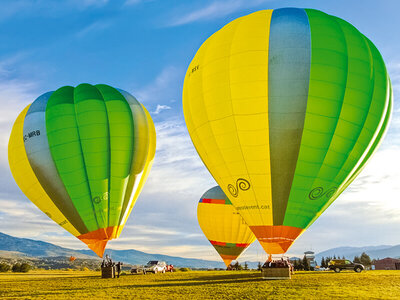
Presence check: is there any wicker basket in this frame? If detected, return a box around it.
[261,267,291,280]
[101,266,115,278]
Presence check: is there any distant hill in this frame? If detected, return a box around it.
[0,232,95,259]
[315,245,400,262]
[0,232,227,268]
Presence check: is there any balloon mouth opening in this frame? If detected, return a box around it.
[249,225,304,255]
[77,226,117,257]
[220,255,239,267]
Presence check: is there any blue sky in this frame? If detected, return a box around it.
[0,0,399,262]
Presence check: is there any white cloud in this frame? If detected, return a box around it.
[0,56,40,170]
[153,104,171,114]
[75,21,112,38]
[166,0,271,27]
[134,65,183,106]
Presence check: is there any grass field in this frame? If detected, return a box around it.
[1,270,399,299]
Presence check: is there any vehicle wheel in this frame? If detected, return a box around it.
[355,267,362,273]
[162,269,165,273]
[143,271,146,275]
[154,269,157,274]
[334,267,341,273]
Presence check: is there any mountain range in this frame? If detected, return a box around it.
[0,232,399,269]
[314,245,400,263]
[0,232,227,268]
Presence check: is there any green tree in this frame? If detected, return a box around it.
[354,256,361,263]
[236,262,243,270]
[321,257,325,268]
[297,261,304,271]
[244,262,248,270]
[19,263,31,273]
[12,263,21,272]
[257,262,262,271]
[360,252,372,267]
[0,263,11,272]
[302,255,310,271]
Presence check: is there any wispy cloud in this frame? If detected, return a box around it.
[0,0,112,21]
[75,20,112,38]
[153,104,171,114]
[166,0,271,27]
[134,65,184,109]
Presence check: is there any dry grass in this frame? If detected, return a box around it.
[0,269,399,299]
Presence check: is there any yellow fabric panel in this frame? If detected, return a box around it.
[183,10,274,226]
[8,105,80,237]
[197,202,255,245]
[116,105,156,237]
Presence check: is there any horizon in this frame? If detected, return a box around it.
[1,230,397,262]
[0,0,399,263]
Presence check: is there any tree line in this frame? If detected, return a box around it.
[0,262,31,273]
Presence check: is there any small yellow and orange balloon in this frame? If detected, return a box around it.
[69,256,76,262]
[197,186,255,267]
[8,84,156,257]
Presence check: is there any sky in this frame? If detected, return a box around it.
[0,0,399,263]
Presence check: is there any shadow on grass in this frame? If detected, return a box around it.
[163,272,262,282]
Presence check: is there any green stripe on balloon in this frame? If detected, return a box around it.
[74,84,110,230]
[95,84,134,228]
[46,86,100,232]
[284,9,349,229]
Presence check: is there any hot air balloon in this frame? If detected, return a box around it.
[198,186,255,267]
[8,84,156,257]
[69,256,77,262]
[183,8,392,255]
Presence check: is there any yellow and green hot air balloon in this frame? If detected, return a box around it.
[198,186,255,267]
[184,8,392,255]
[8,84,156,257]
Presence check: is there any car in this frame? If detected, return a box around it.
[144,261,167,274]
[131,261,169,274]
[328,259,365,273]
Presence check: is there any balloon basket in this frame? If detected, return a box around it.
[101,266,115,278]
[261,266,291,280]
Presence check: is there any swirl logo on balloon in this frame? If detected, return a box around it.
[227,178,251,198]
[308,187,337,200]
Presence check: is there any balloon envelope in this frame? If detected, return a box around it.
[8,84,156,257]
[184,8,392,254]
[198,186,255,267]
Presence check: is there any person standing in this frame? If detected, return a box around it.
[116,262,122,278]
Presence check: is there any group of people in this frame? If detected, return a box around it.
[101,254,123,278]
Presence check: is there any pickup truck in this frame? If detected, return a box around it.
[131,261,167,274]
[328,259,365,273]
